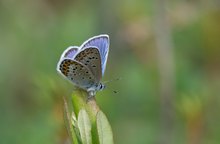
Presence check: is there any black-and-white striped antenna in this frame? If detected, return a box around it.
[103,77,122,84]
[102,77,122,94]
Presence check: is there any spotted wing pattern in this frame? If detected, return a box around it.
[58,59,95,90]
[81,35,109,76]
[74,47,102,83]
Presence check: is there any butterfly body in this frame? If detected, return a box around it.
[57,35,109,98]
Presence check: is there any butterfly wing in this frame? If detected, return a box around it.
[60,46,79,59]
[81,35,109,76]
[57,59,96,90]
[74,47,102,83]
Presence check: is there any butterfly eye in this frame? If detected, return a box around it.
[98,84,105,90]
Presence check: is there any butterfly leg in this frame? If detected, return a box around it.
[87,90,96,100]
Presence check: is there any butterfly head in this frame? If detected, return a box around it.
[87,83,105,98]
[87,83,105,92]
[97,83,105,91]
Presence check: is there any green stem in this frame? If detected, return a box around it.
[72,89,100,144]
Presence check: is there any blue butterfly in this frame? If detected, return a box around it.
[57,34,109,97]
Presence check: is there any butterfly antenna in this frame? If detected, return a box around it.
[103,77,122,84]
[105,85,118,94]
[102,77,121,94]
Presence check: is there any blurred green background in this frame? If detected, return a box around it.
[1,0,220,144]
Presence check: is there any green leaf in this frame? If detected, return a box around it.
[71,89,100,144]
[78,109,92,144]
[96,111,114,144]
[63,97,80,144]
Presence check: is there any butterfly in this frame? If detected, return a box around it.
[57,34,109,98]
